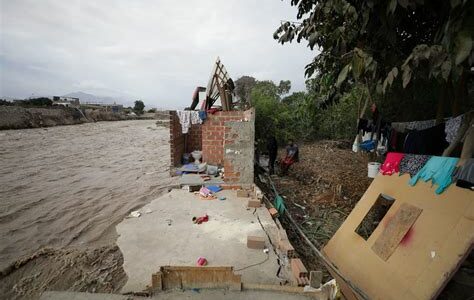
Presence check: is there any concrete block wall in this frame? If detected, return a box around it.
[223,109,255,185]
[169,111,203,167]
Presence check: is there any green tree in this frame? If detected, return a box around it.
[235,76,257,108]
[274,0,473,117]
[133,100,145,115]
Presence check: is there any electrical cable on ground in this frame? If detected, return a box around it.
[234,253,269,272]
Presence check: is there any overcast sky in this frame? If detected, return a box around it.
[0,0,317,108]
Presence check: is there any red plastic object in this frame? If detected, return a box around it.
[197,257,207,266]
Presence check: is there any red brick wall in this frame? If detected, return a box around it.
[169,111,203,167]
[169,111,185,167]
[202,111,245,166]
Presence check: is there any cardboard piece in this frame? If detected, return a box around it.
[323,174,474,300]
[248,199,261,208]
[371,202,422,261]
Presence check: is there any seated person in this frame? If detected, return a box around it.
[280,139,299,174]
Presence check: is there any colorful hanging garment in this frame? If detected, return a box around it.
[445,114,463,143]
[409,156,459,194]
[380,152,404,175]
[399,154,432,178]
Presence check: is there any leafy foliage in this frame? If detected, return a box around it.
[133,100,145,115]
[14,98,53,107]
[234,76,257,107]
[274,0,473,107]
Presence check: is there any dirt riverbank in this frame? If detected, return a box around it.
[0,106,156,130]
[0,120,174,299]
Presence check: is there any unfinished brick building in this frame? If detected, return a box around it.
[169,108,255,186]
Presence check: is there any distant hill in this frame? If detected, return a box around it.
[62,91,138,107]
[63,91,115,104]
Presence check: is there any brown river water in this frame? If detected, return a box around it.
[0,120,173,271]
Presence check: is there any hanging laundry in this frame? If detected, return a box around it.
[176,110,202,134]
[403,123,448,156]
[453,159,474,191]
[399,154,431,178]
[392,119,436,132]
[391,122,408,133]
[445,114,463,143]
[405,119,436,131]
[409,156,459,194]
[387,129,408,153]
[357,118,369,134]
[198,110,207,121]
[380,152,404,175]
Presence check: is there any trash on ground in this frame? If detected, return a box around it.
[196,257,208,266]
[192,214,209,224]
[130,211,141,218]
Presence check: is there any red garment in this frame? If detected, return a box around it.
[193,214,209,224]
[380,152,404,175]
[281,156,295,168]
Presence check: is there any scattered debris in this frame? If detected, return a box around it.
[192,214,209,224]
[206,185,222,193]
[196,257,208,266]
[130,211,141,218]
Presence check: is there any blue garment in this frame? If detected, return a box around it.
[409,156,459,194]
[198,110,207,121]
[360,140,376,152]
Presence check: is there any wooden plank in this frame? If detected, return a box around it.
[371,202,423,261]
[156,266,241,292]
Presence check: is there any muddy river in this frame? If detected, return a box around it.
[0,120,173,271]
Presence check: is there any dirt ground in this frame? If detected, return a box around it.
[257,140,374,279]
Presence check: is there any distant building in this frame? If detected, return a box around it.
[82,101,123,113]
[52,96,80,107]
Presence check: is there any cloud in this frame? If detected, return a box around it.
[0,0,318,108]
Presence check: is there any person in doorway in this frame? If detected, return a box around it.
[267,136,278,174]
[280,139,299,175]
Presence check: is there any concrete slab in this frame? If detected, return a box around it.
[40,290,317,300]
[40,291,130,300]
[117,189,286,293]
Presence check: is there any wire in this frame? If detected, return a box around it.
[234,253,269,272]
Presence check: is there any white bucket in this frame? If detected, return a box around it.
[368,162,381,178]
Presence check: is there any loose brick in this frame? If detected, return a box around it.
[291,258,308,278]
[247,199,261,208]
[268,207,279,218]
[278,239,295,258]
[247,236,265,249]
[236,190,250,198]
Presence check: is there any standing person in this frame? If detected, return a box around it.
[280,139,299,174]
[267,136,278,174]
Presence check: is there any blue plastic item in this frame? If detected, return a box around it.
[207,185,222,193]
[359,140,376,152]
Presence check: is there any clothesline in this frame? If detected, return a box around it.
[176,110,203,134]
[356,111,469,156]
